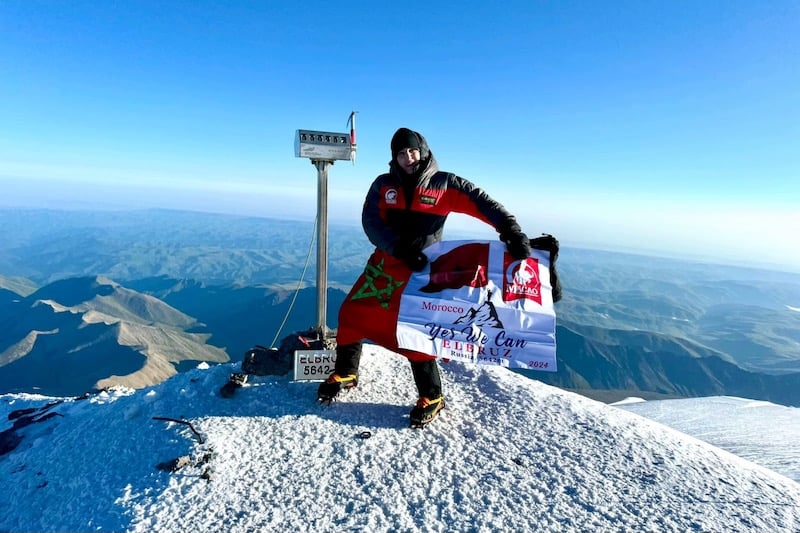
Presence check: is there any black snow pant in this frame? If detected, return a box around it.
[334,342,362,376]
[409,358,443,399]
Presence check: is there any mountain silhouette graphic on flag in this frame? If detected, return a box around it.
[419,243,490,293]
[453,294,504,329]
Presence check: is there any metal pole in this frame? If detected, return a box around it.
[313,159,332,337]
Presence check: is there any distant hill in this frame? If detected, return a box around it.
[124,276,348,360]
[527,322,800,406]
[0,274,38,297]
[556,248,800,374]
[0,276,228,395]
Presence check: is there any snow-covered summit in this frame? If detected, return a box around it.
[2,346,799,532]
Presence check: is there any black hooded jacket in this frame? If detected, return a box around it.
[361,130,522,255]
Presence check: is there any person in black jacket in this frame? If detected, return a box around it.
[318,127,560,427]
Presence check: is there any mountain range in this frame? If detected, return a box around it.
[1,208,799,405]
[0,276,228,396]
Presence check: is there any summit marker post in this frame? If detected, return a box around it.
[294,112,357,340]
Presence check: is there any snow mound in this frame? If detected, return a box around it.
[1,346,799,533]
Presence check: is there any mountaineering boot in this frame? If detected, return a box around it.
[409,396,445,428]
[317,342,362,403]
[317,372,358,403]
[409,358,444,427]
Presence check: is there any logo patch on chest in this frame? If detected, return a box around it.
[419,194,437,205]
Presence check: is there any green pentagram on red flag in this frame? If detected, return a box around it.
[349,259,405,309]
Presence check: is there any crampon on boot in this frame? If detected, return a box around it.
[317,373,358,404]
[409,396,445,428]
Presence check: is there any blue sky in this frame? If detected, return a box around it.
[1,1,798,270]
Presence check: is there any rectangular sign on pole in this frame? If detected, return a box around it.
[293,349,337,381]
[294,130,353,161]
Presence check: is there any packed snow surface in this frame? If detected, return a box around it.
[616,395,800,484]
[2,346,799,532]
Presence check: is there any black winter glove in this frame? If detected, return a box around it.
[393,238,429,272]
[530,233,562,302]
[530,234,559,260]
[501,230,531,260]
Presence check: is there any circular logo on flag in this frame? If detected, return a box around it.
[504,258,541,302]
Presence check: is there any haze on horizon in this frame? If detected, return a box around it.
[1,1,798,271]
